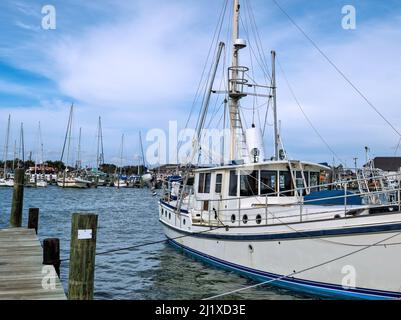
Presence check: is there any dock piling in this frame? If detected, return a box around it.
[9,168,25,228]
[68,213,98,300]
[28,207,39,234]
[43,238,61,277]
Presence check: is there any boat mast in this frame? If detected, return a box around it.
[19,123,24,168]
[139,131,145,174]
[77,127,82,170]
[271,50,279,160]
[96,116,104,169]
[2,115,11,179]
[119,134,124,176]
[229,0,240,161]
[39,122,45,177]
[228,0,247,162]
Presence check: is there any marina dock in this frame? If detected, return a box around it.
[0,228,66,300]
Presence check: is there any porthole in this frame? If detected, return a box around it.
[169,212,171,219]
[248,244,254,253]
[242,215,248,224]
[231,214,236,223]
[183,219,186,225]
[256,214,262,225]
[161,209,164,215]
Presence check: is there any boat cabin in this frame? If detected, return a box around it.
[193,160,329,212]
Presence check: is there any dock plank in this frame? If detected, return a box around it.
[0,228,66,300]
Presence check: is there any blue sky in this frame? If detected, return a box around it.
[1,0,401,167]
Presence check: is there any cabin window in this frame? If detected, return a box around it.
[198,173,211,194]
[240,170,259,197]
[279,171,293,196]
[229,170,238,196]
[310,172,320,192]
[202,200,209,211]
[295,171,306,195]
[260,171,277,195]
[215,174,222,193]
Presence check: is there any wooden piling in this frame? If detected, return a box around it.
[43,238,61,277]
[68,213,98,300]
[9,168,25,228]
[28,208,39,234]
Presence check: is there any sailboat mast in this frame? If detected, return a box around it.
[77,127,82,170]
[96,117,104,169]
[229,0,240,161]
[271,50,279,160]
[119,134,124,176]
[3,115,10,179]
[19,123,25,167]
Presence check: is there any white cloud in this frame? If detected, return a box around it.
[1,1,401,166]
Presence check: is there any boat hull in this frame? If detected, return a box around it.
[161,220,401,300]
[57,180,89,188]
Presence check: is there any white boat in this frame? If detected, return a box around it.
[114,179,128,188]
[57,176,90,188]
[0,178,14,187]
[158,0,401,300]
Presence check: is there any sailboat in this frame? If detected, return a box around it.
[57,105,90,188]
[93,116,107,187]
[29,122,48,188]
[114,134,128,188]
[158,0,401,300]
[0,115,14,187]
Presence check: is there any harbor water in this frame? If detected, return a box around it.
[0,187,311,300]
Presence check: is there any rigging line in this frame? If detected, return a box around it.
[59,223,228,263]
[183,0,229,140]
[204,229,401,300]
[239,13,271,85]
[245,0,272,82]
[277,59,345,166]
[262,97,272,137]
[272,0,401,141]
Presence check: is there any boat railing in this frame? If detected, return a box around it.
[185,172,401,227]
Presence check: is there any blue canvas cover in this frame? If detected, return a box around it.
[304,190,362,205]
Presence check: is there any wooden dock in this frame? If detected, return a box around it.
[0,228,66,300]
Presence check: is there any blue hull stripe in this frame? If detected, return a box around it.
[160,200,189,214]
[167,238,401,300]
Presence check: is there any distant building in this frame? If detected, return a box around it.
[365,157,401,173]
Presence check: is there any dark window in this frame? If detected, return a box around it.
[231,214,236,223]
[256,214,262,224]
[242,215,248,224]
[198,173,205,193]
[279,171,293,196]
[260,171,277,195]
[204,173,211,193]
[215,174,222,193]
[202,201,209,211]
[240,170,259,196]
[296,171,306,196]
[310,172,319,192]
[229,170,238,196]
[198,172,211,194]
